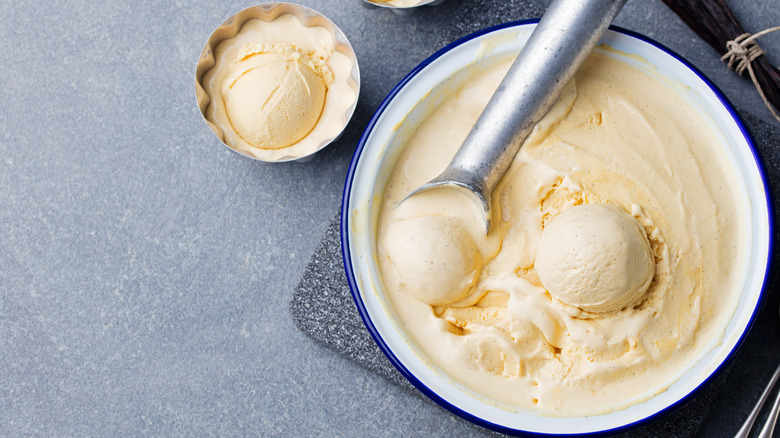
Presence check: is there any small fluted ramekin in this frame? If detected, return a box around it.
[196,3,360,162]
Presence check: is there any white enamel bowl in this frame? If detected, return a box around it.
[341,21,772,435]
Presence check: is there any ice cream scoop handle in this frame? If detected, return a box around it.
[758,382,780,438]
[734,362,780,438]
[426,0,626,210]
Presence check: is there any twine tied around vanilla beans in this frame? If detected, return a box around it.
[721,27,780,123]
[660,0,780,126]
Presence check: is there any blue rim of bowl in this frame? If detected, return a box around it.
[340,18,774,437]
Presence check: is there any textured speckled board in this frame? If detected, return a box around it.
[291,102,780,437]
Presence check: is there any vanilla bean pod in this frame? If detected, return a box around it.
[660,0,780,117]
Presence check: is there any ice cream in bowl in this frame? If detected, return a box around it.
[196,3,359,162]
[360,0,446,11]
[342,21,772,435]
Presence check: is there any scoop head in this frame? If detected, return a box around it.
[405,171,492,232]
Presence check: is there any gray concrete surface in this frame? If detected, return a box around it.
[0,0,778,436]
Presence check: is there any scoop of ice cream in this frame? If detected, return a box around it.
[382,215,481,306]
[535,203,654,313]
[222,44,329,150]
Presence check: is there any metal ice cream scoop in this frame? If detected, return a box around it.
[407,0,627,231]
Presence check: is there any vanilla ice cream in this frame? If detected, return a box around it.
[535,203,655,313]
[221,43,330,150]
[376,52,745,414]
[381,215,481,306]
[202,13,356,160]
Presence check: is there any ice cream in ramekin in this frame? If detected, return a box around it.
[196,4,359,162]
